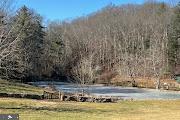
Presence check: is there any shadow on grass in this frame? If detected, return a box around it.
[0,106,110,113]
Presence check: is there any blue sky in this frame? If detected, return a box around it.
[16,0,172,21]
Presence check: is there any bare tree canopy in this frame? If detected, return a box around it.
[0,1,180,89]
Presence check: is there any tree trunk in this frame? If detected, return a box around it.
[155,78,160,90]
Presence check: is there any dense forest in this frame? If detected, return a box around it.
[0,0,180,89]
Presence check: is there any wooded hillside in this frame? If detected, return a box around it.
[0,0,179,88]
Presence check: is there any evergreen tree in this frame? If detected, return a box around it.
[43,22,65,78]
[11,6,45,80]
[168,2,180,73]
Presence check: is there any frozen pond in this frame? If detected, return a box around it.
[31,81,180,100]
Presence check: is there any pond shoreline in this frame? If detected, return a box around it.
[29,81,180,100]
[28,81,180,92]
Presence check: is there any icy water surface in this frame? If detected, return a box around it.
[31,81,180,100]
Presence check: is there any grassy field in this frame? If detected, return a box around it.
[0,79,180,120]
[0,79,43,95]
[0,98,179,120]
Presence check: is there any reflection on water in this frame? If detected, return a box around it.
[31,81,180,100]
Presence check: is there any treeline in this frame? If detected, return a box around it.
[0,1,180,88]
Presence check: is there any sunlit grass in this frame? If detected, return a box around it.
[0,79,179,120]
[0,98,179,120]
[0,79,43,95]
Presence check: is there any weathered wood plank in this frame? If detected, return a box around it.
[43,90,120,103]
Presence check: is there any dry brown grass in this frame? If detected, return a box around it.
[111,75,179,90]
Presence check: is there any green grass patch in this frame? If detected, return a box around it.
[0,98,179,120]
[0,79,43,95]
[0,79,179,120]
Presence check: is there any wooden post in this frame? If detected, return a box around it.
[59,91,61,101]
[43,91,45,99]
[60,92,64,101]
[44,91,48,99]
